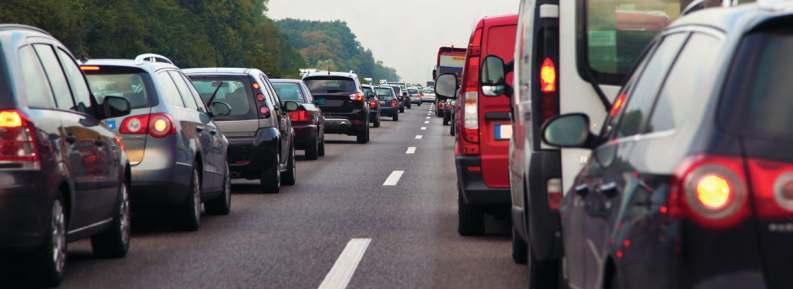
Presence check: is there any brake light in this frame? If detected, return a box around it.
[463,91,479,144]
[256,93,266,102]
[119,113,175,138]
[547,178,562,211]
[260,106,271,118]
[610,93,626,117]
[79,66,100,71]
[0,110,39,163]
[288,109,311,123]
[540,58,557,94]
[667,156,750,229]
[369,99,378,109]
[746,159,793,219]
[391,99,398,108]
[461,36,480,147]
[349,92,365,102]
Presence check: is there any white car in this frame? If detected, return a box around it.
[421,87,436,103]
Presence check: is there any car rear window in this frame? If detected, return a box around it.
[723,29,793,140]
[84,67,151,109]
[408,88,418,94]
[190,77,255,119]
[304,77,356,94]
[375,87,395,100]
[272,82,306,103]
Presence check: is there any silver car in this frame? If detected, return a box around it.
[82,54,232,231]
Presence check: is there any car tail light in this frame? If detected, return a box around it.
[79,66,101,71]
[369,99,378,109]
[390,99,398,108]
[260,106,271,118]
[349,92,365,102]
[547,178,562,210]
[461,26,482,147]
[667,155,750,229]
[119,113,175,138]
[610,93,626,118]
[463,91,479,143]
[0,110,39,163]
[256,93,266,102]
[746,159,793,219]
[540,57,559,122]
[288,109,311,123]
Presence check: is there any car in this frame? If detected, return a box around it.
[0,24,132,286]
[374,86,400,121]
[184,68,298,193]
[407,87,422,106]
[83,56,233,231]
[543,3,790,289]
[271,79,326,160]
[390,85,406,113]
[422,87,436,103]
[436,14,518,236]
[362,84,382,128]
[303,71,371,144]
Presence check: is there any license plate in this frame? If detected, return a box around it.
[495,124,512,140]
[104,119,118,130]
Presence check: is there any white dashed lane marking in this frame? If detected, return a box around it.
[317,238,372,289]
[383,170,405,186]
[415,135,423,140]
[406,147,416,154]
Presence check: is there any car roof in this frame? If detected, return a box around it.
[182,67,264,76]
[478,14,518,27]
[670,2,793,35]
[83,58,178,72]
[271,78,303,84]
[303,71,358,79]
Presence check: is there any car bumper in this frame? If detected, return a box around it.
[323,111,367,135]
[455,155,510,205]
[0,171,54,249]
[380,107,398,116]
[293,124,319,149]
[227,128,279,180]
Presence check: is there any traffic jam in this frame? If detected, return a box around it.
[1,0,792,288]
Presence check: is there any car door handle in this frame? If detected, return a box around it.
[599,182,619,198]
[575,184,590,197]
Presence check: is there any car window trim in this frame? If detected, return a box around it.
[167,70,200,111]
[55,47,97,114]
[158,70,187,108]
[32,43,77,110]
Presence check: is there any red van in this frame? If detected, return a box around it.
[453,15,518,236]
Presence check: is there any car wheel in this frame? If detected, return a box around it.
[373,116,381,128]
[527,243,560,289]
[282,145,296,186]
[260,152,281,194]
[36,198,67,287]
[399,107,405,113]
[512,229,528,264]
[450,119,456,136]
[205,162,232,215]
[457,189,485,236]
[318,135,326,157]
[91,181,131,258]
[356,123,370,144]
[392,113,399,122]
[306,137,320,160]
[443,113,451,126]
[181,168,202,231]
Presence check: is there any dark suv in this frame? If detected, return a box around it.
[0,25,132,286]
[303,72,370,144]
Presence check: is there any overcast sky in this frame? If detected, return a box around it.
[267,0,519,82]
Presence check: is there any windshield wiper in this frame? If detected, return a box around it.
[206,81,226,105]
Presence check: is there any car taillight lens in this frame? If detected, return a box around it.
[369,99,378,108]
[668,155,750,229]
[547,178,562,211]
[463,91,479,143]
[120,113,175,138]
[610,93,626,118]
[256,93,266,102]
[746,159,793,219]
[349,92,364,102]
[260,106,271,118]
[288,109,311,123]
[540,57,559,122]
[0,110,38,162]
[391,99,398,107]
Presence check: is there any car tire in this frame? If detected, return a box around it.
[450,120,456,136]
[260,152,281,194]
[306,137,320,160]
[527,243,560,289]
[457,189,485,236]
[181,168,202,231]
[205,163,232,215]
[282,145,296,186]
[399,107,405,113]
[443,113,451,126]
[318,135,326,157]
[35,198,67,287]
[512,229,528,264]
[91,182,131,258]
[373,116,381,128]
[392,113,399,122]
[357,124,370,144]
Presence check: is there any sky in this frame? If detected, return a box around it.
[267,0,520,83]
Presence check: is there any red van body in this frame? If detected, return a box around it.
[454,15,518,235]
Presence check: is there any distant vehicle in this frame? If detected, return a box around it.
[433,46,466,83]
[375,86,400,121]
[0,24,132,286]
[390,85,406,113]
[436,15,518,236]
[303,71,371,144]
[272,79,326,160]
[426,80,435,88]
[407,87,423,106]
[85,56,232,232]
[422,87,436,103]
[185,68,297,193]
[362,84,382,128]
[389,83,411,110]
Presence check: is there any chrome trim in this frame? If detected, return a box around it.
[68,218,113,235]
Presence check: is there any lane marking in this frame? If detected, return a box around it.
[406,147,416,154]
[383,170,405,186]
[415,135,423,139]
[421,127,427,130]
[318,238,372,289]
[424,121,429,124]
[426,117,431,119]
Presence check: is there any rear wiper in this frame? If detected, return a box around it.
[206,81,227,105]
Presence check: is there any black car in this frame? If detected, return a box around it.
[186,68,298,194]
[303,72,370,144]
[542,4,793,289]
[272,79,326,160]
[362,84,381,128]
[375,86,400,121]
[0,25,132,286]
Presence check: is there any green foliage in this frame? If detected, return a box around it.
[0,0,306,77]
[276,19,399,81]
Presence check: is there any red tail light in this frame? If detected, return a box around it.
[390,99,398,108]
[668,155,750,229]
[256,93,266,102]
[547,178,562,211]
[461,34,481,148]
[288,109,311,123]
[260,106,271,118]
[746,159,793,219]
[0,110,39,162]
[610,93,626,118]
[119,113,176,138]
[349,92,365,102]
[540,58,557,94]
[369,99,378,109]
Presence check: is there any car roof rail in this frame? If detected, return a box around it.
[0,24,52,36]
[134,53,174,65]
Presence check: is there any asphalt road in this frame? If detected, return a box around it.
[3,105,527,289]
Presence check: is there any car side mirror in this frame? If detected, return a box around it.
[435,73,458,99]
[101,96,131,119]
[481,55,512,97]
[283,101,300,112]
[210,101,232,117]
[542,113,594,148]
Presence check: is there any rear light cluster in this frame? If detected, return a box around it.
[119,113,176,138]
[369,99,378,109]
[461,27,483,155]
[0,110,39,163]
[349,92,365,102]
[260,106,271,118]
[540,57,559,122]
[747,159,793,219]
[547,178,562,210]
[288,109,311,123]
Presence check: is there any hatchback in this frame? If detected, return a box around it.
[83,55,232,231]
[0,24,132,286]
[362,84,382,128]
[374,86,400,121]
[272,78,326,160]
[543,3,790,289]
[303,72,371,144]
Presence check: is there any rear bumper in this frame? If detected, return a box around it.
[227,128,279,179]
[0,171,54,249]
[293,124,319,149]
[455,155,510,206]
[130,162,193,207]
[380,107,398,117]
[323,111,367,135]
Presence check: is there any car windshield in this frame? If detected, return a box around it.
[375,87,395,100]
[362,86,375,98]
[272,82,306,103]
[190,78,253,118]
[304,77,357,94]
[85,72,150,109]
[408,89,418,94]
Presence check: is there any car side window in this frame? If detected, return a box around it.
[168,71,198,111]
[18,46,55,108]
[33,44,75,110]
[178,73,207,112]
[156,71,186,108]
[56,48,93,114]
[301,84,314,103]
[259,75,279,108]
[613,33,688,139]
[647,33,723,133]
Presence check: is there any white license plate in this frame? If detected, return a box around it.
[495,124,512,140]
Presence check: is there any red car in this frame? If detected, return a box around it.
[453,15,518,235]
